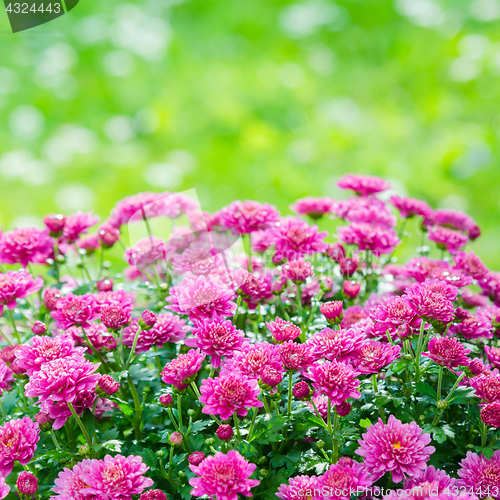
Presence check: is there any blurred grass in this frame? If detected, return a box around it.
[0,0,499,266]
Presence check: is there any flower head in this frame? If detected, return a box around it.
[140,490,167,500]
[43,214,66,236]
[218,200,279,234]
[266,317,301,343]
[481,402,500,428]
[17,471,38,499]
[0,417,40,477]
[337,174,391,196]
[427,226,468,254]
[453,252,488,280]
[0,227,53,267]
[422,337,470,369]
[290,197,335,219]
[356,415,435,483]
[354,341,401,374]
[61,211,99,243]
[307,360,361,404]
[51,293,101,329]
[224,341,283,379]
[485,346,500,370]
[189,452,206,466]
[338,223,400,255]
[278,341,314,371]
[276,475,318,500]
[100,303,131,331]
[96,374,120,397]
[307,327,365,362]
[371,296,421,337]
[189,450,260,500]
[0,270,44,315]
[316,460,373,500]
[457,450,500,498]
[320,301,344,325]
[187,316,245,367]
[161,349,206,391]
[404,282,455,326]
[470,375,500,402]
[390,196,432,219]
[216,425,234,441]
[199,371,263,420]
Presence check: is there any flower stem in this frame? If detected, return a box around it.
[126,327,144,368]
[152,345,163,375]
[287,372,293,420]
[50,429,62,450]
[233,414,242,441]
[7,309,21,343]
[436,366,443,403]
[481,422,488,448]
[233,295,243,323]
[127,374,142,441]
[68,402,93,451]
[248,407,258,441]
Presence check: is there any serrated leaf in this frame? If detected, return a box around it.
[448,386,476,405]
[307,414,328,429]
[415,382,437,399]
[2,390,18,415]
[101,439,123,452]
[189,420,211,435]
[101,428,119,441]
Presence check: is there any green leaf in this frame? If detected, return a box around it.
[116,402,134,416]
[448,386,476,405]
[474,446,495,460]
[415,382,437,399]
[307,414,328,429]
[101,428,119,441]
[360,418,372,429]
[189,420,211,435]
[2,391,18,415]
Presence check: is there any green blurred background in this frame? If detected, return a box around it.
[0,0,499,266]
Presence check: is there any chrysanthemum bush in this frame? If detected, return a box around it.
[0,176,500,499]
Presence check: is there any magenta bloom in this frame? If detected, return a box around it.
[276,475,318,500]
[61,211,99,242]
[390,196,432,219]
[317,460,373,500]
[354,341,401,374]
[405,257,472,287]
[422,337,470,369]
[371,296,421,337]
[0,227,53,267]
[15,335,86,375]
[189,450,260,500]
[52,458,99,499]
[140,490,167,500]
[356,415,435,483]
[481,402,500,428]
[307,327,365,362]
[224,341,283,379]
[270,217,328,259]
[199,371,263,420]
[320,301,344,325]
[290,197,335,219]
[237,271,273,308]
[470,375,500,402]
[186,316,245,368]
[161,349,205,391]
[218,200,279,234]
[41,389,97,430]
[449,314,493,340]
[278,341,314,371]
[0,417,40,477]
[100,303,131,331]
[266,318,301,343]
[25,356,100,404]
[282,259,314,282]
[403,465,456,492]
[429,209,478,235]
[404,282,455,325]
[51,293,101,329]
[0,270,44,315]
[167,275,236,319]
[337,174,391,196]
[453,252,488,280]
[17,471,38,497]
[0,360,13,391]
[307,360,361,404]
[485,346,500,370]
[428,226,468,253]
[338,223,400,255]
[457,450,500,497]
[124,237,166,268]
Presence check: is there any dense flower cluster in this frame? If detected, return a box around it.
[0,174,497,500]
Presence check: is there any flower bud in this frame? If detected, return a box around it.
[326,243,345,263]
[43,214,66,237]
[169,431,183,446]
[31,321,47,335]
[335,401,351,417]
[78,444,91,457]
[258,456,268,465]
[204,437,215,446]
[293,381,312,401]
[139,310,157,330]
[187,409,196,417]
[343,280,360,299]
[96,374,120,397]
[271,276,288,295]
[437,400,448,411]
[320,301,343,325]
[96,279,113,292]
[339,257,358,277]
[155,450,166,458]
[454,307,470,322]
[316,440,325,449]
[259,469,268,478]
[188,451,206,466]
[98,224,120,249]
[34,412,54,432]
[319,277,334,293]
[16,471,38,500]
[44,288,61,311]
[159,394,173,407]
[140,490,167,500]
[216,425,233,441]
[259,366,283,390]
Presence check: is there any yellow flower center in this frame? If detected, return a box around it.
[393,442,401,449]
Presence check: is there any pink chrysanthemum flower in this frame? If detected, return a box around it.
[161,349,205,391]
[41,389,97,430]
[290,197,335,219]
[316,460,373,500]
[390,196,432,219]
[172,244,224,276]
[0,360,13,391]
[453,252,489,280]
[96,289,134,310]
[25,356,100,404]
[189,450,260,500]
[0,270,44,316]
[15,335,86,376]
[470,375,500,402]
[307,327,365,362]
[282,259,314,282]
[218,200,279,234]
[404,283,455,325]
[0,417,40,477]
[422,337,470,369]
[449,315,493,340]
[84,454,154,499]
[223,342,283,379]
[100,303,131,331]
[341,306,368,328]
[52,458,99,500]
[237,271,274,308]
[337,223,400,256]
[457,450,500,498]
[356,415,435,483]
[403,465,456,493]
[124,237,166,268]
[421,279,459,301]
[428,226,469,254]
[405,257,472,287]
[199,371,263,420]
[266,318,301,343]
[354,341,401,374]
[429,209,478,235]
[307,360,361,404]
[278,341,314,371]
[167,275,237,319]
[186,316,245,368]
[61,211,100,243]
[276,475,318,500]
[0,227,53,268]
[270,217,328,260]
[51,293,101,329]
[485,346,500,370]
[371,296,422,337]
[307,394,329,420]
[480,402,500,428]
[337,174,391,196]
